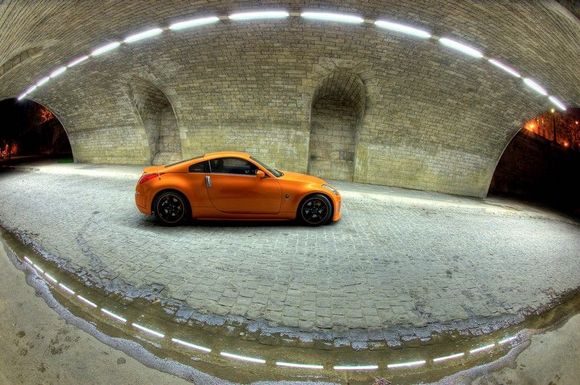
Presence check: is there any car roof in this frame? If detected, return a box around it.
[202,151,251,160]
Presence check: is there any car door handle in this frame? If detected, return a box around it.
[205,175,212,188]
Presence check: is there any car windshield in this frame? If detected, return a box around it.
[251,157,283,177]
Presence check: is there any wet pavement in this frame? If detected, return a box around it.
[0,161,579,347]
[2,232,580,385]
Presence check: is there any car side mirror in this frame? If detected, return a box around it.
[256,170,266,179]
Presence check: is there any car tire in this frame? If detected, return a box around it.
[153,191,190,226]
[298,194,333,226]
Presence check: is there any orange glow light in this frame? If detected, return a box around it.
[563,141,569,148]
[525,122,537,131]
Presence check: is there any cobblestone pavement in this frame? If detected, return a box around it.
[0,162,579,345]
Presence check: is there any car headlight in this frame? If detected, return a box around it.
[322,184,339,195]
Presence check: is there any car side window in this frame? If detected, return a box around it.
[210,158,257,175]
[189,161,209,173]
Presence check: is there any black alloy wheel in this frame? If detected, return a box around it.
[154,191,189,226]
[299,194,332,226]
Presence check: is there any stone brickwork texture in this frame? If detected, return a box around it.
[0,1,579,197]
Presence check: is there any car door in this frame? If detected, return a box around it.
[205,157,282,214]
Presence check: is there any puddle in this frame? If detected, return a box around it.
[2,225,579,384]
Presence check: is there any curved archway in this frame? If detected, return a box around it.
[308,70,366,181]
[489,107,580,214]
[0,98,72,163]
[128,77,181,165]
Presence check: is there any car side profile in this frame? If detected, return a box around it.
[135,151,341,226]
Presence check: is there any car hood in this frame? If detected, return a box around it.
[278,171,326,185]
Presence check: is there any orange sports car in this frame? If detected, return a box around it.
[135,151,341,226]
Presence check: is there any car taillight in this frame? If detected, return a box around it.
[138,173,158,185]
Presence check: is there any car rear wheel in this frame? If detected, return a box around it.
[298,194,333,226]
[154,191,190,226]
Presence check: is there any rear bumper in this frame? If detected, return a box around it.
[135,190,151,215]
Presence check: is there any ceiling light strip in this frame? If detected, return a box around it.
[169,16,220,30]
[523,78,548,96]
[229,11,289,20]
[548,96,566,111]
[374,20,431,38]
[488,59,520,78]
[333,364,378,371]
[91,41,121,56]
[439,37,483,58]
[124,28,163,43]
[301,12,364,24]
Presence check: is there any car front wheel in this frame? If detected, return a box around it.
[154,191,190,226]
[298,194,333,226]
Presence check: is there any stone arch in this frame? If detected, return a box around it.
[308,70,366,181]
[128,77,181,165]
[0,97,73,160]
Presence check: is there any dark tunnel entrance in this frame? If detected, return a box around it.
[489,107,580,217]
[0,98,72,164]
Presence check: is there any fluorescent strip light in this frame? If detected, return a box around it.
[523,78,547,96]
[374,20,431,38]
[58,283,75,295]
[439,37,483,58]
[549,96,566,111]
[488,59,520,78]
[220,352,265,364]
[498,336,517,345]
[333,365,378,371]
[132,323,165,338]
[36,77,50,87]
[44,273,58,283]
[50,66,67,78]
[169,16,220,31]
[17,86,37,100]
[229,11,289,20]
[24,256,33,264]
[387,360,426,369]
[91,42,121,56]
[433,352,464,363]
[171,338,212,353]
[124,28,163,43]
[101,308,127,323]
[68,55,89,68]
[301,12,364,24]
[276,362,324,370]
[33,264,44,273]
[77,295,97,308]
[470,343,495,354]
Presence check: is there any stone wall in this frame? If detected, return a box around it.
[0,1,578,197]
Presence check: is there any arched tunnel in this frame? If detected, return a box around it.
[0,1,579,384]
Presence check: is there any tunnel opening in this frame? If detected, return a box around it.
[489,107,580,217]
[308,70,365,181]
[0,98,72,164]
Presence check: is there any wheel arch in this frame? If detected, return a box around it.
[296,191,335,218]
[151,188,192,216]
